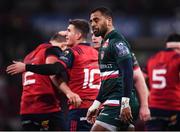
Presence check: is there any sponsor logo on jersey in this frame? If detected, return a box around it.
[99,64,113,69]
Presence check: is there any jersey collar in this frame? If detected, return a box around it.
[104,30,117,41]
[79,43,91,46]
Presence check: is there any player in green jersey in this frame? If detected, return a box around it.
[90,33,150,130]
[87,7,135,131]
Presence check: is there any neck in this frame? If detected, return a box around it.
[74,39,87,46]
[103,26,114,39]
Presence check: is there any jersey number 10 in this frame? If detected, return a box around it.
[83,68,100,89]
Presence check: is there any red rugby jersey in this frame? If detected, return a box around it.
[147,49,180,111]
[21,44,61,114]
[58,43,101,109]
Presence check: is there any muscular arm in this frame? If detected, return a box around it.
[134,67,149,106]
[133,67,150,121]
[46,55,82,108]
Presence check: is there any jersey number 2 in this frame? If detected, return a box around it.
[152,69,167,89]
[23,71,36,86]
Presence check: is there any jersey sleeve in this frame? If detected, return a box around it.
[96,85,106,103]
[112,40,133,98]
[111,41,132,63]
[131,53,140,70]
[59,49,74,68]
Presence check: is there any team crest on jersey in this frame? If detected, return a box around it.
[115,42,130,57]
[102,39,109,48]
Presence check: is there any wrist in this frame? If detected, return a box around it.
[25,64,30,71]
[89,100,101,111]
[140,104,148,108]
[121,97,130,109]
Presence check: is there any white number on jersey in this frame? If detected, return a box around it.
[83,68,100,89]
[152,69,167,89]
[23,71,36,86]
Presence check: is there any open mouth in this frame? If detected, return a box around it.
[93,27,98,32]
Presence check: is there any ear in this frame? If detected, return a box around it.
[76,32,82,40]
[107,17,112,26]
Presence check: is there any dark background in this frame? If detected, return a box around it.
[0,0,179,130]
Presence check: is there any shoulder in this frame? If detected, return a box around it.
[45,46,62,57]
[132,53,139,66]
[60,48,74,60]
[59,48,75,68]
[109,35,130,50]
[111,41,131,56]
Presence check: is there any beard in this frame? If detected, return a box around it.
[93,23,108,38]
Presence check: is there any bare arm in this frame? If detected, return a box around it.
[46,56,82,108]
[133,67,151,121]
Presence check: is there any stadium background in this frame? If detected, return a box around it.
[0,0,179,130]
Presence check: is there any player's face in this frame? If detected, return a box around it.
[66,24,79,47]
[90,11,108,37]
[91,33,102,49]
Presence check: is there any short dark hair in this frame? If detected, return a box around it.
[90,6,113,19]
[50,33,66,42]
[166,33,180,42]
[69,19,90,39]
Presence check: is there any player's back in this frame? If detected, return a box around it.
[147,49,180,111]
[21,43,60,114]
[68,43,100,109]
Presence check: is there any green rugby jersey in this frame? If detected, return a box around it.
[97,30,133,106]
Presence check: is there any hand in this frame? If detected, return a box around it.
[6,61,26,75]
[119,106,133,123]
[66,92,82,108]
[139,105,151,121]
[58,31,67,36]
[119,97,133,123]
[86,108,99,124]
[86,100,101,124]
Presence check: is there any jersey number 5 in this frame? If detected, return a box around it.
[83,68,100,89]
[152,69,167,89]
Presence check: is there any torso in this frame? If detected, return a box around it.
[147,49,180,111]
[21,44,61,114]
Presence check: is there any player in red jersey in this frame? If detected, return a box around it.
[145,33,180,131]
[6,33,82,131]
[6,19,101,131]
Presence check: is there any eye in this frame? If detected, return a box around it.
[94,18,99,23]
